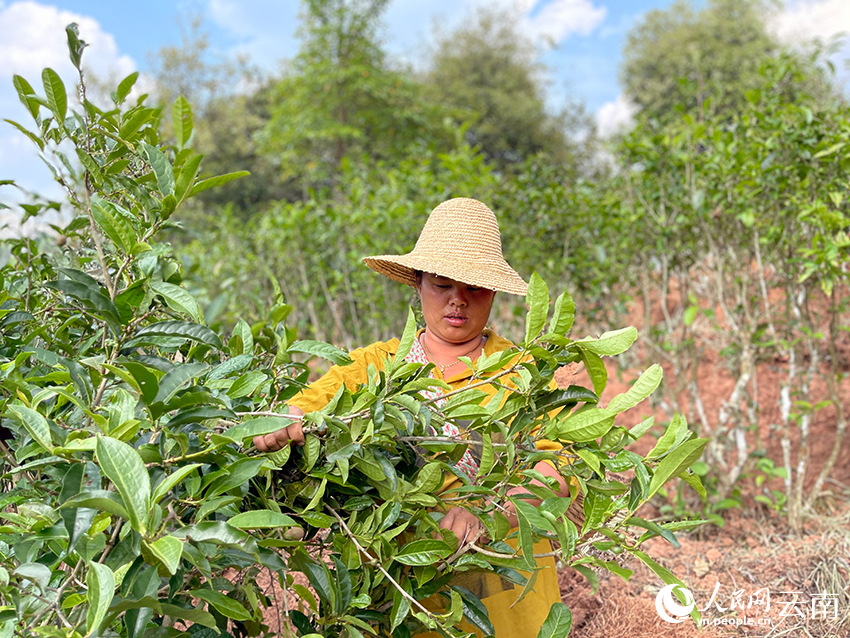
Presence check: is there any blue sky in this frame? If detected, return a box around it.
[1,0,847,228]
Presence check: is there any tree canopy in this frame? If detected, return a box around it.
[620,0,780,121]
[259,0,452,196]
[425,7,592,169]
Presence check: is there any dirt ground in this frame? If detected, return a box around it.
[555,328,850,638]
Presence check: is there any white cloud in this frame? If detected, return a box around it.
[0,1,138,225]
[596,93,636,138]
[523,0,607,43]
[770,0,850,87]
[0,1,135,81]
[771,0,850,44]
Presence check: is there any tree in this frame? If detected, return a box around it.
[425,7,594,170]
[620,0,780,122]
[260,0,452,197]
[147,18,293,214]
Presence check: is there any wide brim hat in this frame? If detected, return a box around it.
[363,197,527,296]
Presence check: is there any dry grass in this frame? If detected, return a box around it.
[560,505,850,638]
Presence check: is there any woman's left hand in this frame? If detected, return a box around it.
[440,507,486,547]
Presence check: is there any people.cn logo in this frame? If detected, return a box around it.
[655,584,696,623]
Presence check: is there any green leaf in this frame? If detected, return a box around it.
[550,292,575,336]
[575,448,601,475]
[4,118,44,151]
[514,500,536,569]
[175,151,203,204]
[91,199,136,254]
[228,510,297,529]
[451,586,494,636]
[172,96,193,149]
[208,354,253,381]
[42,68,66,124]
[412,462,444,493]
[680,471,706,499]
[6,405,53,452]
[575,327,638,356]
[221,416,295,445]
[537,602,572,638]
[289,340,352,365]
[189,171,250,196]
[812,142,845,159]
[628,416,655,442]
[65,23,86,69]
[47,269,122,332]
[557,408,615,443]
[578,348,607,397]
[96,436,151,534]
[190,589,252,621]
[606,365,663,414]
[227,371,267,399]
[628,517,679,547]
[86,561,114,637]
[149,282,203,322]
[139,143,175,197]
[132,320,222,349]
[290,550,333,606]
[15,563,51,590]
[631,549,700,624]
[476,433,495,478]
[394,539,452,566]
[390,584,410,633]
[115,71,139,104]
[646,438,708,500]
[646,414,687,459]
[61,490,130,520]
[152,464,202,504]
[121,361,160,405]
[144,536,183,575]
[13,75,40,120]
[572,565,598,594]
[394,307,417,364]
[153,363,209,405]
[60,464,94,553]
[524,273,549,346]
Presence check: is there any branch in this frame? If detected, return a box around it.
[325,505,447,631]
[81,187,114,300]
[421,364,521,407]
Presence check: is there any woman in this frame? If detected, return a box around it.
[254,197,572,636]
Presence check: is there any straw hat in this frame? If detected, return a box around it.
[363,197,527,296]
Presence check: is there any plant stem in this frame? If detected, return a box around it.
[325,505,448,633]
[421,364,521,406]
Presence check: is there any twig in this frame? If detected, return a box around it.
[29,559,83,627]
[468,543,562,560]
[236,411,304,420]
[421,364,521,406]
[81,187,114,300]
[325,505,447,632]
[396,436,578,461]
[97,519,123,564]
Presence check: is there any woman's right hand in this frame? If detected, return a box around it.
[253,405,306,452]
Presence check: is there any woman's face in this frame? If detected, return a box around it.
[416,272,495,346]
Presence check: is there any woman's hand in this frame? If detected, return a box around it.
[440,507,486,546]
[252,405,306,452]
